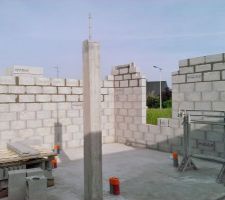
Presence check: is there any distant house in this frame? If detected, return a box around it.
[146,81,168,97]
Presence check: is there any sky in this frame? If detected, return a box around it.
[0,0,225,86]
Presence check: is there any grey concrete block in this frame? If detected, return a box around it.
[213,62,225,70]
[26,168,43,177]
[212,101,225,111]
[179,59,188,67]
[204,71,220,81]
[172,75,186,84]
[189,56,205,65]
[0,168,4,180]
[215,142,225,153]
[26,176,47,200]
[179,66,194,74]
[44,169,53,179]
[187,73,202,82]
[195,82,212,92]
[213,81,225,91]
[205,53,223,63]
[8,169,27,200]
[202,91,219,101]
[195,64,211,72]
[179,83,194,92]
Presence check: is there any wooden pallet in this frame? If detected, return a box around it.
[0,146,56,166]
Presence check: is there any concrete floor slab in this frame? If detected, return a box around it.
[3,143,225,200]
[47,143,225,200]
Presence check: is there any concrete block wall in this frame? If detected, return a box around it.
[172,53,225,157]
[0,76,115,149]
[114,53,225,158]
[112,63,147,144]
[1,53,224,157]
[112,63,183,153]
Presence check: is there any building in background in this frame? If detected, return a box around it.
[4,65,44,77]
[146,81,168,97]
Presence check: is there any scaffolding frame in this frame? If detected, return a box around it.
[177,110,225,184]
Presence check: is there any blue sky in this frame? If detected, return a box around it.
[0,0,225,86]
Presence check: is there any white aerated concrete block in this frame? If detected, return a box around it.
[179,59,188,67]
[58,87,71,94]
[51,78,65,86]
[19,77,35,85]
[129,79,138,87]
[66,95,79,102]
[19,95,35,102]
[103,81,114,87]
[35,77,50,86]
[20,111,35,120]
[36,95,51,102]
[115,75,123,81]
[0,94,17,102]
[0,85,8,93]
[120,80,128,87]
[27,120,42,128]
[42,86,57,94]
[66,79,79,86]
[0,121,9,130]
[72,87,83,94]
[8,86,25,94]
[26,103,41,111]
[37,111,51,119]
[26,86,42,94]
[119,67,129,74]
[42,103,57,111]
[0,76,16,85]
[0,112,16,121]
[51,95,65,102]
[112,68,119,75]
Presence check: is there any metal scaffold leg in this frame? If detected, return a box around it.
[178,156,197,172]
[177,111,197,172]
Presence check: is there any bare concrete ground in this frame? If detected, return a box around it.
[47,143,225,200]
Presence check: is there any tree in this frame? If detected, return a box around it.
[146,95,160,108]
[162,87,172,101]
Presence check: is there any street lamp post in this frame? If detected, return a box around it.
[153,66,163,110]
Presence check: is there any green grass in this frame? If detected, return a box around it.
[146,108,172,125]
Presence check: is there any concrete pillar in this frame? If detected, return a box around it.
[83,40,103,200]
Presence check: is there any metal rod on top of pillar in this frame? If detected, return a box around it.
[83,14,103,200]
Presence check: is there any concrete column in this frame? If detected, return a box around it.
[83,40,103,200]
